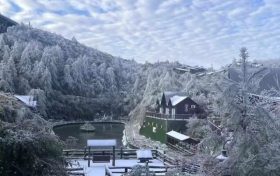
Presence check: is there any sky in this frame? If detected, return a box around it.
[1,0,280,67]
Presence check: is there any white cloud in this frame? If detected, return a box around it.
[2,0,280,68]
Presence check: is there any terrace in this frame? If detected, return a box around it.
[64,139,200,176]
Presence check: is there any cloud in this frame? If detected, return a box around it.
[2,0,280,68]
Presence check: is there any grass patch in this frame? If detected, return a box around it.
[140,117,167,143]
[140,117,188,143]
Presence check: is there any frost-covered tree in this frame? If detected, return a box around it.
[0,93,66,176]
[209,48,280,175]
[187,118,211,139]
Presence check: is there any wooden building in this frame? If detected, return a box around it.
[166,130,200,152]
[141,91,205,143]
[157,91,204,119]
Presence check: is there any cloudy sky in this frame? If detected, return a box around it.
[1,0,280,67]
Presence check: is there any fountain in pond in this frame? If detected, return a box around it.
[80,121,96,132]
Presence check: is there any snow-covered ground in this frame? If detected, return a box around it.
[68,159,165,176]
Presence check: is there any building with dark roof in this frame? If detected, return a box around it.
[158,91,205,119]
[140,91,206,144]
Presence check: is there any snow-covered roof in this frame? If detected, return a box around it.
[166,130,189,141]
[216,154,228,161]
[14,95,37,108]
[206,72,214,75]
[136,149,153,159]
[197,73,206,76]
[248,93,280,102]
[163,91,187,105]
[174,67,189,72]
[87,139,116,147]
[169,95,187,106]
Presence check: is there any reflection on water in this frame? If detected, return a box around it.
[53,123,124,148]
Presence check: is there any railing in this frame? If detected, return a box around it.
[63,148,180,165]
[108,165,174,174]
[145,111,193,120]
[63,148,160,160]
[64,148,200,174]
[207,119,222,132]
[51,119,125,128]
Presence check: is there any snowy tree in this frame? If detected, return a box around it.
[10,41,26,64]
[210,48,280,175]
[41,46,63,87]
[71,36,78,43]
[29,89,47,117]
[0,93,66,176]
[187,118,211,139]
[63,64,74,89]
[40,68,52,91]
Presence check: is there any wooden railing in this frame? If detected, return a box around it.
[64,148,200,174]
[207,119,222,133]
[145,111,193,120]
[63,148,179,165]
[63,148,160,160]
[108,165,173,174]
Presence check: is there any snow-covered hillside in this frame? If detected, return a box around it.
[0,24,215,120]
[0,25,143,119]
[1,24,280,123]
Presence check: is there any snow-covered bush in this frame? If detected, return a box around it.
[0,93,66,176]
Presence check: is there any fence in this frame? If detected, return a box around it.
[64,148,200,175]
[145,111,194,120]
[63,148,179,165]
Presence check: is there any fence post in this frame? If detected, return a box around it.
[120,147,123,159]
[84,147,87,156]
[145,161,149,176]
[88,147,91,167]
[155,147,158,158]
[112,146,115,166]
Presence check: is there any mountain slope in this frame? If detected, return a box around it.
[0,25,142,119]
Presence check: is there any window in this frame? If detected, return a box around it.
[153,127,157,133]
[191,105,196,109]
[185,104,189,112]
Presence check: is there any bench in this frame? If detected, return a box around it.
[92,155,111,163]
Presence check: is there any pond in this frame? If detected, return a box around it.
[53,123,125,149]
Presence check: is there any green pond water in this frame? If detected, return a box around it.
[53,123,125,148]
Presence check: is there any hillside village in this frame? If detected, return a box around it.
[0,8,280,176]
